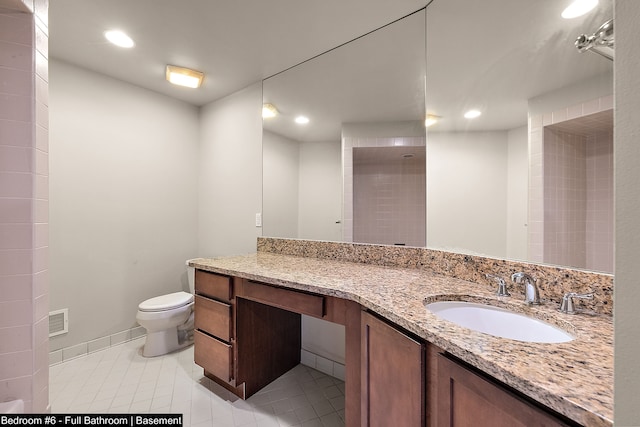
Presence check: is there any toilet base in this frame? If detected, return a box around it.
[142,327,194,357]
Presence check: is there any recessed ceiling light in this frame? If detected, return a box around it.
[104,30,134,48]
[262,104,278,119]
[464,109,482,119]
[561,0,598,19]
[424,114,441,127]
[295,116,310,125]
[165,65,204,89]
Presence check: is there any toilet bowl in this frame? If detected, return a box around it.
[136,261,196,357]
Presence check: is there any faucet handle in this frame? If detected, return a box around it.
[560,292,594,314]
[486,274,510,296]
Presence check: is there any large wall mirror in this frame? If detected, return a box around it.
[262,0,614,274]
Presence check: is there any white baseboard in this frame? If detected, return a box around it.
[300,349,345,381]
[49,326,146,365]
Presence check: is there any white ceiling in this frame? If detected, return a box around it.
[425,0,614,132]
[262,9,427,142]
[48,0,614,141]
[49,0,429,106]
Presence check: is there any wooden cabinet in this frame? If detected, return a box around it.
[436,354,576,427]
[235,297,301,397]
[193,270,581,427]
[193,270,243,395]
[361,310,425,427]
[193,273,321,399]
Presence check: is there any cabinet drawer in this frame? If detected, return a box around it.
[241,280,325,318]
[194,330,232,382]
[195,295,231,342]
[195,270,232,302]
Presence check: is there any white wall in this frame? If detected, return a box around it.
[506,125,528,261]
[302,316,345,365]
[342,120,425,138]
[263,131,299,238]
[49,60,200,351]
[198,83,263,257]
[298,141,344,368]
[528,71,613,117]
[426,131,508,257]
[298,141,342,241]
[262,136,342,241]
[614,0,640,424]
[262,135,344,366]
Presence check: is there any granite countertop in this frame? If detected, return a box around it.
[190,252,613,427]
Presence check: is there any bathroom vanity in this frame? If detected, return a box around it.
[190,238,613,427]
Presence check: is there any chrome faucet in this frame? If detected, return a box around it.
[511,272,540,305]
[560,292,594,314]
[486,274,510,297]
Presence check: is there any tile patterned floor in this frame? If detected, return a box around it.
[49,337,345,426]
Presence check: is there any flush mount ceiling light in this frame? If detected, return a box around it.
[464,109,482,119]
[165,65,204,89]
[424,114,441,128]
[562,0,598,19]
[295,116,310,125]
[104,30,135,48]
[262,103,278,119]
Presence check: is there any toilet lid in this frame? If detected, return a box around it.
[138,291,194,312]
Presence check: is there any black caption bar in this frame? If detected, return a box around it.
[0,414,182,427]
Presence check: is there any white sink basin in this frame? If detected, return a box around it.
[426,301,574,343]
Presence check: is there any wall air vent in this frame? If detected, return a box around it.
[49,309,69,337]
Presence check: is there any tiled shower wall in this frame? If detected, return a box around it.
[343,136,425,244]
[543,129,588,268]
[586,130,614,272]
[352,153,425,246]
[541,127,613,272]
[529,94,613,272]
[0,0,49,412]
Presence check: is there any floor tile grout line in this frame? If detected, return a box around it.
[50,337,345,426]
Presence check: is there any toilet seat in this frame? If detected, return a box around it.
[138,291,193,312]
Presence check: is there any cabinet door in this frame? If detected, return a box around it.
[361,311,425,427]
[437,354,572,427]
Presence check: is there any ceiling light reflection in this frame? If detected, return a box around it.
[104,30,135,48]
[464,109,482,119]
[561,0,598,19]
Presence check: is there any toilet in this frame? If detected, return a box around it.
[136,261,196,357]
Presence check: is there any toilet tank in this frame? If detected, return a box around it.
[186,260,196,294]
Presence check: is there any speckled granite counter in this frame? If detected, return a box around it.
[189,249,613,426]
